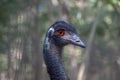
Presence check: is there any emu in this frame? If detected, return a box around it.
[43,21,85,80]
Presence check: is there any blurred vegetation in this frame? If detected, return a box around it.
[0,0,120,80]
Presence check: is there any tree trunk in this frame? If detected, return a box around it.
[77,4,104,80]
[31,0,42,80]
[59,0,72,23]
[47,0,54,22]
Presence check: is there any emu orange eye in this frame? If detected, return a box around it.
[56,30,65,36]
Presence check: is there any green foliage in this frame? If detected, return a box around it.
[0,0,30,25]
[0,0,120,79]
[0,54,7,69]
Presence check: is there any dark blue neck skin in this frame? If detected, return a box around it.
[43,40,67,80]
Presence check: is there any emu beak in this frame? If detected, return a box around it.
[69,34,86,48]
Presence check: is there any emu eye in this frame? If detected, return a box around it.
[56,30,65,36]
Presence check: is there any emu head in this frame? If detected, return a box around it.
[45,21,86,49]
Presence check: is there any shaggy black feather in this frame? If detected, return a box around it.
[50,21,77,34]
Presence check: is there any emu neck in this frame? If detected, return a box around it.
[43,40,67,80]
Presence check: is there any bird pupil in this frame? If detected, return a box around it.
[57,31,64,36]
[60,32,62,34]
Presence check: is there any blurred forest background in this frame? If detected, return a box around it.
[0,0,120,80]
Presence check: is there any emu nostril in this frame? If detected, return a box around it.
[76,40,80,42]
